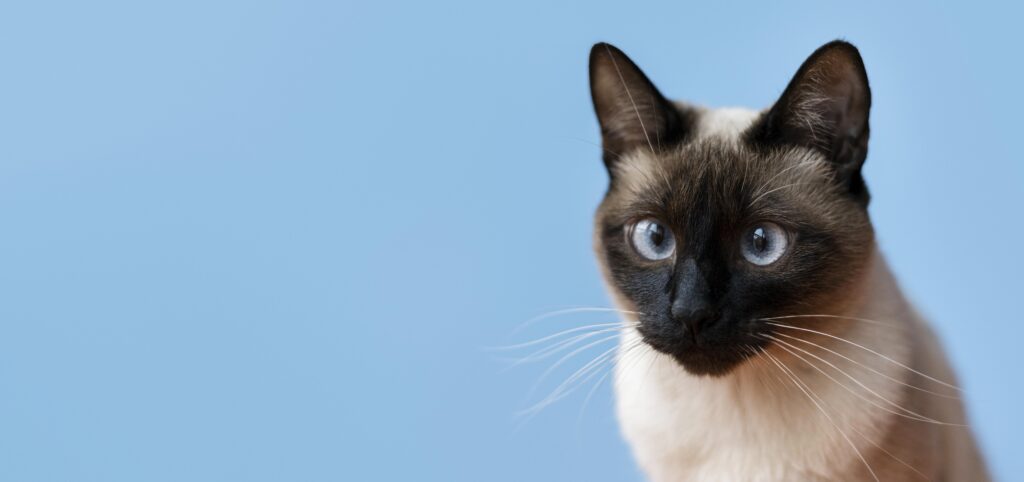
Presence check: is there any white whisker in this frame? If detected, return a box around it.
[519,341,623,419]
[513,306,642,333]
[763,339,932,479]
[761,313,899,328]
[774,332,959,400]
[492,321,634,351]
[846,423,932,481]
[764,351,879,482]
[747,181,816,208]
[763,321,962,392]
[603,43,656,154]
[525,333,623,399]
[602,44,673,191]
[498,325,635,369]
[577,339,646,425]
[750,159,816,201]
[764,334,959,426]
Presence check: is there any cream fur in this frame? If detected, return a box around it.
[692,106,760,142]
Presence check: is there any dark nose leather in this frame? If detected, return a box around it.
[671,258,719,341]
[671,300,718,340]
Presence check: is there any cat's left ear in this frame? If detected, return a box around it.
[751,40,872,204]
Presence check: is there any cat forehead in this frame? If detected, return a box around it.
[609,105,773,190]
[608,106,832,213]
[610,146,828,196]
[690,105,761,142]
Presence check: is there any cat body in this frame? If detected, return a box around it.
[587,42,989,481]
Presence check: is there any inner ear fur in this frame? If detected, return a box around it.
[589,43,686,172]
[750,40,872,205]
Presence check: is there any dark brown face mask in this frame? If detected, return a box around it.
[589,41,874,376]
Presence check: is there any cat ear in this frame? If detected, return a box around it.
[589,43,684,171]
[752,40,872,204]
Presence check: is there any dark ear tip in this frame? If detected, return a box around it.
[589,42,624,65]
[814,39,865,64]
[821,39,859,50]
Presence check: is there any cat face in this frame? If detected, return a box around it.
[590,42,875,376]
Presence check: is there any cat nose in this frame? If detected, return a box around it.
[670,258,719,340]
[671,298,719,340]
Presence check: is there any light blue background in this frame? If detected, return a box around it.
[1,1,1020,480]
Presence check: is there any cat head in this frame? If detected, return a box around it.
[590,41,875,376]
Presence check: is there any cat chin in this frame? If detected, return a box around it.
[670,353,744,377]
[639,331,757,377]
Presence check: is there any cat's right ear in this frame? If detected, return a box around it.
[589,43,684,172]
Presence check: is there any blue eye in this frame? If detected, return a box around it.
[741,222,789,266]
[629,219,675,260]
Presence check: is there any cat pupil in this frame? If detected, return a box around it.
[752,227,767,252]
[649,224,665,246]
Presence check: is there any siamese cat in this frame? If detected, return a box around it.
[588,41,989,481]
